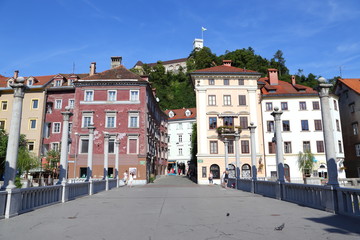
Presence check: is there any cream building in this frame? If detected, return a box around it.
[190,60,265,185]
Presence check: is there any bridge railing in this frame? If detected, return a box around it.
[68,182,89,200]
[255,180,277,198]
[0,191,7,219]
[92,180,106,194]
[337,187,360,217]
[108,179,117,190]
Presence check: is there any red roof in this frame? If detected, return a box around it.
[0,75,55,88]
[192,65,258,74]
[81,65,145,81]
[164,108,196,120]
[259,77,317,96]
[338,78,360,94]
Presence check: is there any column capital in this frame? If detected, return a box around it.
[61,106,73,121]
[115,140,120,145]
[10,80,26,98]
[248,122,257,133]
[271,107,283,120]
[88,124,96,133]
[318,83,332,98]
[104,132,110,139]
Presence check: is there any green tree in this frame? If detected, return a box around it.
[297,151,315,179]
[17,147,40,180]
[44,149,60,179]
[187,47,218,72]
[0,130,8,177]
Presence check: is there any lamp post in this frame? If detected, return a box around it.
[318,77,339,186]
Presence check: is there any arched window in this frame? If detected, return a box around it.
[210,164,220,179]
[228,164,236,178]
[241,164,251,178]
[284,164,290,182]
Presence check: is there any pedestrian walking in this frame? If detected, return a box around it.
[224,171,229,188]
[208,172,213,184]
[123,170,128,185]
[128,173,134,187]
[221,171,226,188]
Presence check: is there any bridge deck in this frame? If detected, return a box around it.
[1,175,359,240]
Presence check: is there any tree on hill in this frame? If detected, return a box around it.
[187,47,218,72]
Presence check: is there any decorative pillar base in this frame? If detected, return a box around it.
[89,180,94,195]
[61,182,69,203]
[251,179,256,193]
[5,188,21,219]
[275,181,284,200]
[105,179,109,191]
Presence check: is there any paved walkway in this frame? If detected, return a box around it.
[1,175,360,240]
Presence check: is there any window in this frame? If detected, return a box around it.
[223,95,231,106]
[350,103,355,113]
[301,120,309,131]
[316,141,324,153]
[224,79,229,85]
[1,101,8,111]
[178,135,182,143]
[208,95,216,106]
[267,121,274,132]
[55,80,62,87]
[130,90,139,101]
[281,102,288,110]
[32,99,39,109]
[338,141,343,153]
[109,139,115,153]
[81,139,89,153]
[68,79,74,86]
[303,141,311,152]
[27,79,33,85]
[82,116,93,128]
[299,101,307,110]
[223,117,233,127]
[68,122,73,133]
[108,90,117,101]
[238,79,244,85]
[314,120,322,131]
[52,142,60,151]
[30,119,37,129]
[284,142,292,153]
[268,142,276,154]
[266,102,273,111]
[106,116,115,128]
[209,117,217,129]
[356,144,360,157]
[0,120,5,130]
[313,101,320,110]
[353,123,359,135]
[55,99,62,109]
[85,90,94,101]
[239,116,248,129]
[202,166,207,178]
[128,112,139,128]
[241,140,250,154]
[179,148,183,156]
[68,99,75,109]
[282,120,290,131]
[53,122,61,133]
[228,140,234,154]
[336,119,341,131]
[209,79,215,85]
[128,137,138,154]
[334,100,338,111]
[210,141,218,154]
[27,141,35,152]
[238,95,246,106]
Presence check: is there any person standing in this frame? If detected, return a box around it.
[123,170,128,185]
[208,172,213,185]
[224,171,229,188]
[221,171,226,188]
[128,173,134,188]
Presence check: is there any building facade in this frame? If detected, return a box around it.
[335,78,360,177]
[165,108,196,174]
[191,60,265,185]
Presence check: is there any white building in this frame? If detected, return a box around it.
[260,69,345,182]
[165,108,196,174]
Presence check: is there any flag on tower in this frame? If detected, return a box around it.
[202,27,207,31]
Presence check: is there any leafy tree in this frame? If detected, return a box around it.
[298,151,315,179]
[0,130,7,178]
[17,147,40,180]
[44,149,60,179]
[187,47,218,72]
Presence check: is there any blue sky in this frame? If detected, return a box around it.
[1,0,359,80]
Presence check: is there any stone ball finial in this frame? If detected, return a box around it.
[16,77,25,83]
[65,106,71,111]
[250,122,254,126]
[318,77,326,83]
[274,106,279,111]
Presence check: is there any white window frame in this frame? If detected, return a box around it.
[128,112,139,128]
[106,115,116,128]
[208,95,216,106]
[266,102,273,111]
[223,95,231,106]
[127,136,139,154]
[53,122,61,133]
[130,90,139,102]
[55,99,62,109]
[51,142,60,151]
[82,115,93,128]
[353,123,359,135]
[179,148,183,156]
[108,90,117,102]
[68,99,75,109]
[27,141,35,152]
[84,90,94,102]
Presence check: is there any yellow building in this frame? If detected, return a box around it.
[0,72,54,156]
[190,60,265,184]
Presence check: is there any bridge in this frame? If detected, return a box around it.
[1,175,360,240]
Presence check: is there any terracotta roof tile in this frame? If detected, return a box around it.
[192,65,259,74]
[0,75,55,88]
[81,65,144,81]
[338,78,360,94]
[260,77,317,96]
[164,108,196,120]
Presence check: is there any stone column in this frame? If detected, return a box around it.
[234,132,240,179]
[58,107,73,185]
[104,133,109,191]
[115,139,120,188]
[2,76,26,218]
[86,124,95,182]
[223,138,229,171]
[318,77,339,186]
[2,77,26,190]
[249,123,257,193]
[271,107,285,183]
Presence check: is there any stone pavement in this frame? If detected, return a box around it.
[1,175,360,240]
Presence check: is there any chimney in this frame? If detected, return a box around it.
[14,70,19,79]
[141,75,149,81]
[89,62,96,76]
[111,56,122,69]
[268,68,279,85]
[291,75,296,85]
[223,60,232,67]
